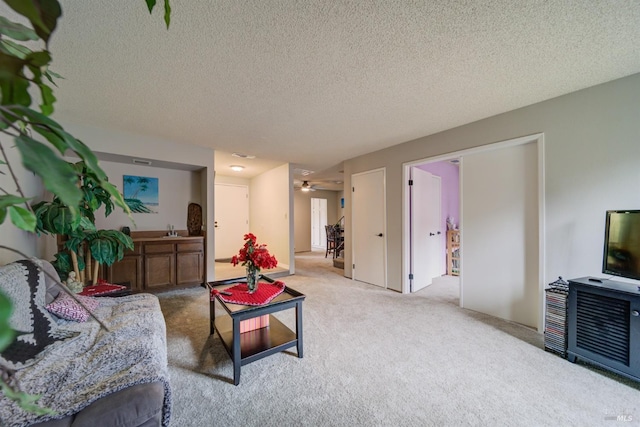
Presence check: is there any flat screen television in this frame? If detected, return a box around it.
[602,210,640,280]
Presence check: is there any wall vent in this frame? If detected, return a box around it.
[132,158,152,166]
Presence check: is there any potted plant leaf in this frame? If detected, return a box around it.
[32,162,134,285]
[0,0,171,413]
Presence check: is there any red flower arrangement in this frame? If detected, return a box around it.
[231,233,278,270]
[231,233,278,293]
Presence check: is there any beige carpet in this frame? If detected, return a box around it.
[157,251,640,426]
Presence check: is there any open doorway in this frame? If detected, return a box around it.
[402,133,544,331]
[409,161,460,294]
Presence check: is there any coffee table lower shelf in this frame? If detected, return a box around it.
[214,314,298,365]
[208,282,305,385]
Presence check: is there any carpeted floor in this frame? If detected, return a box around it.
[157,251,640,426]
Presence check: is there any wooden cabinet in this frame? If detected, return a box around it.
[144,245,177,289]
[105,243,143,291]
[176,243,204,286]
[447,229,460,276]
[107,234,205,292]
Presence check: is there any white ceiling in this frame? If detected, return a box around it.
[15,1,640,184]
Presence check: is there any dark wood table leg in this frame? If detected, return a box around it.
[210,295,216,335]
[296,301,304,358]
[232,317,241,385]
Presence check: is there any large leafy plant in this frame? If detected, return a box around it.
[33,161,134,284]
[0,0,170,414]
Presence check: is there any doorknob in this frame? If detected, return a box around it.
[429,232,435,236]
[376,233,383,237]
[437,231,441,235]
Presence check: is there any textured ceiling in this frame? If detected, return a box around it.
[13,1,640,182]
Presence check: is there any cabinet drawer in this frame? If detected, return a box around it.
[125,242,142,256]
[177,242,203,253]
[144,243,174,254]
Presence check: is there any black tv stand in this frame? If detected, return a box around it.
[567,277,640,382]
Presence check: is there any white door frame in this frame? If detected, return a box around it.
[351,167,388,289]
[402,133,546,332]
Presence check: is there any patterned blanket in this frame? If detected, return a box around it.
[0,292,172,426]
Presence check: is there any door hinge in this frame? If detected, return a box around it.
[352,187,355,192]
[408,179,413,186]
[409,273,414,280]
[352,264,355,269]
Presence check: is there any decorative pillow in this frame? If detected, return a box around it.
[46,293,100,322]
[0,259,78,369]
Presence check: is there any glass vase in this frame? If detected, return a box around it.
[246,266,259,294]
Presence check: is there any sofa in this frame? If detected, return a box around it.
[0,259,171,426]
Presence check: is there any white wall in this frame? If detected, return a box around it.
[215,174,251,186]
[0,144,43,264]
[88,161,201,232]
[336,191,345,223]
[249,164,292,269]
[344,73,640,293]
[293,189,340,253]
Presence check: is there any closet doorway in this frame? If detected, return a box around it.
[402,133,544,331]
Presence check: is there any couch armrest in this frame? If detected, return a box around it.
[31,382,165,427]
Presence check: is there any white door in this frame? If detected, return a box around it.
[411,168,442,292]
[214,184,249,259]
[311,198,328,249]
[352,169,386,288]
[461,141,539,328]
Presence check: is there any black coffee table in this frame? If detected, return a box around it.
[207,277,305,385]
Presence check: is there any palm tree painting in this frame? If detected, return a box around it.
[123,175,159,213]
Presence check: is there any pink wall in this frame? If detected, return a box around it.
[418,161,460,233]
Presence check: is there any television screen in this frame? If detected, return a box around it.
[603,210,640,280]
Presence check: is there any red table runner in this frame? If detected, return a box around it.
[210,280,285,306]
[79,280,127,296]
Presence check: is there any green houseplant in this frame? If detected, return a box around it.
[32,161,134,285]
[0,0,171,413]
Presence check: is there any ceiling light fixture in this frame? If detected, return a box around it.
[230,165,244,172]
[301,181,310,192]
[232,152,256,159]
[293,168,314,176]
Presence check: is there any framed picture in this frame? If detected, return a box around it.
[123,175,158,213]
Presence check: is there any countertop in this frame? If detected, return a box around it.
[132,236,204,242]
